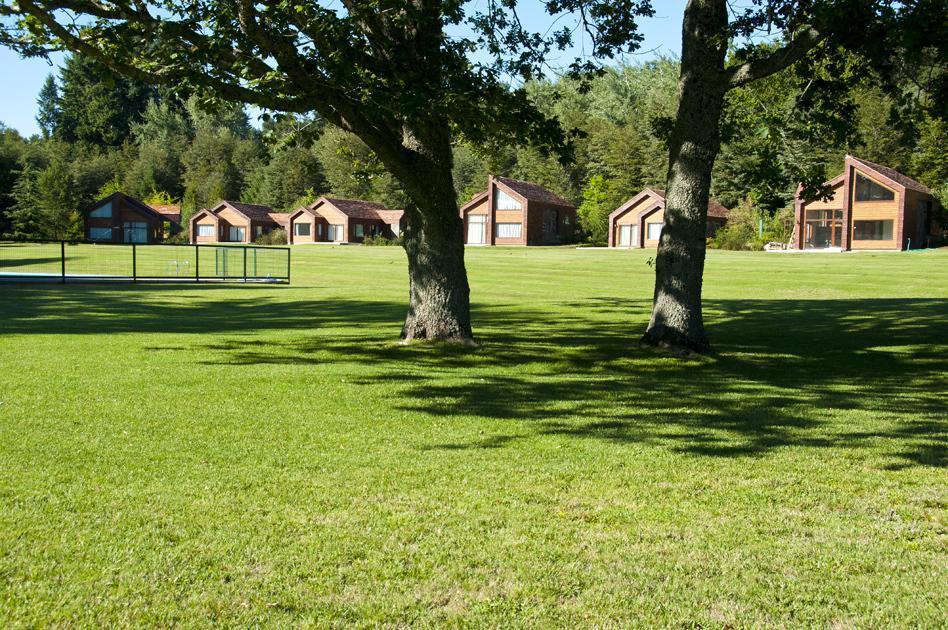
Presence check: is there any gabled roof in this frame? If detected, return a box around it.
[86,192,168,223]
[610,188,730,221]
[375,209,404,225]
[459,190,489,214]
[149,203,182,224]
[848,156,932,195]
[212,201,278,222]
[494,176,575,208]
[268,212,290,228]
[310,197,401,222]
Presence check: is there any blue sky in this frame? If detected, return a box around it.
[0,1,685,137]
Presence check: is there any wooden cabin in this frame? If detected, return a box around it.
[794,156,941,251]
[287,197,402,244]
[460,175,577,246]
[84,192,181,244]
[608,188,730,248]
[189,201,289,244]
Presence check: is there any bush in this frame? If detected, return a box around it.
[255,228,287,245]
[163,230,190,245]
[709,198,794,251]
[363,234,402,246]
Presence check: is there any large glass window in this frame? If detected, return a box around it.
[123,221,148,243]
[804,209,844,248]
[855,174,894,201]
[647,222,663,240]
[229,226,246,241]
[355,224,365,237]
[853,220,893,240]
[89,227,112,241]
[294,222,311,236]
[496,190,522,210]
[89,201,112,218]
[329,224,344,241]
[196,224,214,237]
[496,223,522,238]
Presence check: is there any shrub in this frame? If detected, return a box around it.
[363,234,402,246]
[255,228,287,245]
[710,198,794,251]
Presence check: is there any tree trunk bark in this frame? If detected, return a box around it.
[398,169,473,343]
[388,122,473,344]
[642,0,729,354]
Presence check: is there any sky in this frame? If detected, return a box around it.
[0,1,686,137]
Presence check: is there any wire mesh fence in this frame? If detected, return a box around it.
[0,240,290,283]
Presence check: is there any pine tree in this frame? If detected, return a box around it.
[36,74,60,139]
[6,163,47,239]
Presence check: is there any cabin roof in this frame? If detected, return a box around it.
[312,197,402,221]
[849,156,932,195]
[494,176,575,208]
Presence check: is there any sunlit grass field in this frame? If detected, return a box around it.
[1,245,945,626]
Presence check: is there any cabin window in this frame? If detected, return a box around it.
[295,222,311,237]
[317,223,323,237]
[89,227,112,241]
[229,226,246,241]
[196,224,214,237]
[855,174,894,201]
[254,226,264,237]
[329,224,344,241]
[89,201,113,218]
[355,224,364,237]
[123,222,148,243]
[496,223,522,238]
[496,190,522,210]
[647,223,663,240]
[853,220,893,240]
[564,215,570,225]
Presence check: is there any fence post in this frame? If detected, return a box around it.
[243,246,248,282]
[286,247,291,283]
[132,243,137,283]
[61,240,66,284]
[195,244,200,283]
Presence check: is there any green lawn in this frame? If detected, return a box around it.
[0,246,945,626]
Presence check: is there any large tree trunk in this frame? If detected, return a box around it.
[390,122,474,344]
[399,170,473,343]
[642,0,728,354]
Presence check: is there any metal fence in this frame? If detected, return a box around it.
[0,240,290,283]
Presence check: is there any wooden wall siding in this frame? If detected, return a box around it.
[615,209,640,226]
[216,208,249,230]
[643,208,666,247]
[86,196,165,243]
[850,169,900,250]
[194,219,218,243]
[291,216,316,243]
[466,199,489,215]
[495,210,523,224]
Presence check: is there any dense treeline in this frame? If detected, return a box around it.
[0,54,944,246]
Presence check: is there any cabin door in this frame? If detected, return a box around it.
[618,225,631,247]
[542,209,559,243]
[467,214,486,244]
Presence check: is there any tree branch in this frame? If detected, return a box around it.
[726,26,827,90]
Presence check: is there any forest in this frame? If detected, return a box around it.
[1,54,945,249]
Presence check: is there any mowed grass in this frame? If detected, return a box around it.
[0,245,945,626]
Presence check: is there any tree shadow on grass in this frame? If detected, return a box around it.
[0,284,944,468]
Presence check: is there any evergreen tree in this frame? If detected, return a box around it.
[0,123,26,233]
[36,75,60,139]
[36,154,82,239]
[56,55,156,147]
[6,163,46,238]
